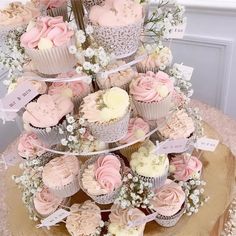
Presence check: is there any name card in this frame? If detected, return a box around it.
[194,138,219,152]
[165,21,187,39]
[37,209,70,228]
[174,63,194,81]
[1,81,38,112]
[155,138,190,154]
[128,212,158,227]
[1,150,22,168]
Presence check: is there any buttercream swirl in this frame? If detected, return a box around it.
[130,71,174,102]
[21,16,74,49]
[39,0,67,9]
[33,186,63,216]
[170,154,202,181]
[23,94,74,128]
[151,179,186,216]
[119,117,150,144]
[42,155,79,188]
[66,201,101,236]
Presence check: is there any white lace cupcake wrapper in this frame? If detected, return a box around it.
[46,3,68,21]
[132,93,173,121]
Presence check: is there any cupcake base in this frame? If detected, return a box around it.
[47,3,68,21]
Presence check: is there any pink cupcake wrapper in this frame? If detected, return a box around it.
[25,40,77,75]
[47,3,68,21]
[132,93,173,120]
[79,154,125,205]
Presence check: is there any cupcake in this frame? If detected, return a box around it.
[23,94,74,144]
[66,201,102,236]
[20,16,77,75]
[150,179,186,227]
[80,87,131,143]
[157,109,195,140]
[130,71,174,120]
[170,153,202,181]
[96,60,137,91]
[136,45,173,73]
[17,132,47,159]
[118,117,150,160]
[33,186,67,218]
[42,155,80,198]
[89,0,144,58]
[80,154,124,204]
[39,0,68,21]
[108,204,146,236]
[130,141,169,189]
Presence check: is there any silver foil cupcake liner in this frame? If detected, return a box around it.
[47,3,68,21]
[83,0,105,11]
[136,64,160,73]
[79,154,125,205]
[132,93,173,120]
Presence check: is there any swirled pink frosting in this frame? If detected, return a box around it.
[42,155,80,188]
[119,117,150,144]
[170,154,202,181]
[18,132,46,159]
[33,186,63,216]
[159,110,195,139]
[109,204,145,227]
[39,0,67,9]
[23,94,74,128]
[0,2,40,28]
[151,179,185,216]
[66,201,101,236]
[130,71,174,102]
[20,16,74,49]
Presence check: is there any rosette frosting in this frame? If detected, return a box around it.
[130,141,169,178]
[33,186,63,216]
[39,0,67,9]
[159,109,195,139]
[151,179,185,216]
[119,117,150,144]
[89,0,143,27]
[18,132,46,158]
[20,16,74,49]
[170,154,202,181]
[0,2,40,28]
[42,155,80,188]
[66,201,101,236]
[23,94,74,128]
[130,71,174,102]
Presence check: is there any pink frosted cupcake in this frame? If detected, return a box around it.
[33,186,69,218]
[170,153,203,181]
[130,71,174,120]
[80,154,124,204]
[108,204,146,236]
[42,155,80,198]
[89,0,144,58]
[20,16,76,75]
[118,117,150,160]
[23,94,74,144]
[150,179,186,227]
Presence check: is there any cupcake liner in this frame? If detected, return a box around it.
[150,202,187,227]
[92,19,144,59]
[136,64,160,74]
[79,154,125,205]
[47,3,68,21]
[132,93,173,121]
[86,107,131,143]
[25,40,77,75]
[83,0,105,11]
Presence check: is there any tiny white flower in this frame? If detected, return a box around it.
[79,128,86,134]
[84,47,94,58]
[76,30,86,44]
[85,25,94,35]
[189,180,195,185]
[190,207,195,212]
[83,61,92,71]
[127,174,133,179]
[76,66,83,74]
[67,125,74,133]
[67,116,75,124]
[79,117,85,125]
[92,64,100,73]
[61,139,68,146]
[68,45,77,54]
[200,188,204,194]
[3,79,11,85]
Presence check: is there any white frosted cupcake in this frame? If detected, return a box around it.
[130,141,169,189]
[20,16,76,75]
[42,155,80,198]
[108,204,146,236]
[130,71,174,120]
[80,87,131,143]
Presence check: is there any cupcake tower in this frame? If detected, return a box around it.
[0,0,210,235]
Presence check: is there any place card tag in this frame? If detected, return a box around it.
[174,63,194,81]
[1,150,22,168]
[165,21,187,39]
[194,138,219,152]
[155,138,190,154]
[128,212,158,227]
[1,81,38,112]
[37,209,70,228]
